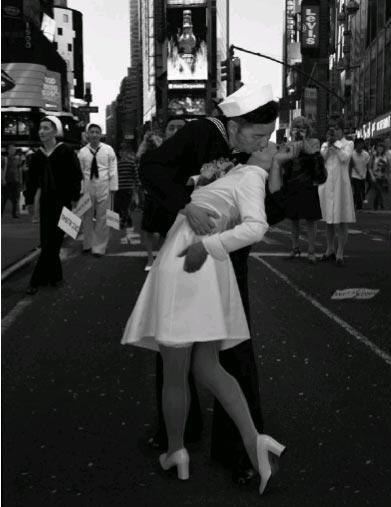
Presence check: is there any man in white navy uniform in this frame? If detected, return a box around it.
[78,124,118,257]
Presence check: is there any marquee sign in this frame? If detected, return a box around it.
[301,5,320,50]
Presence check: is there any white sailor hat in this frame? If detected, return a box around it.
[219,84,274,118]
[42,115,63,137]
[85,122,102,133]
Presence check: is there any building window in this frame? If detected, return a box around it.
[63,14,69,23]
[376,48,384,114]
[58,27,63,35]
[68,43,72,51]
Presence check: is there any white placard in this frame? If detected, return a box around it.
[73,193,92,217]
[58,207,81,239]
[106,209,120,230]
[331,288,379,300]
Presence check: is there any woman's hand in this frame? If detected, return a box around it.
[248,142,277,172]
[178,242,208,273]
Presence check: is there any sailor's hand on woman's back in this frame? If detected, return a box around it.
[181,203,219,236]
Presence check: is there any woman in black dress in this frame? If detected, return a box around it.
[25,116,83,294]
[282,116,326,263]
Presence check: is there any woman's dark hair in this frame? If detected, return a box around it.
[226,100,279,126]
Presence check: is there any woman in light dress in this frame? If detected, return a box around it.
[121,146,288,495]
[318,120,355,266]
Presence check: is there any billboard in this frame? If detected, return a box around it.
[303,87,318,124]
[1,62,62,111]
[167,7,207,81]
[168,94,206,116]
[301,5,320,50]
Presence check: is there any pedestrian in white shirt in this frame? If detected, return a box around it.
[78,124,118,256]
[351,138,370,210]
[319,120,355,267]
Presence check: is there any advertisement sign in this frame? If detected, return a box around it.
[58,207,81,240]
[2,0,23,20]
[356,112,391,139]
[42,70,62,110]
[167,7,207,81]
[106,210,120,230]
[301,5,320,50]
[286,0,297,44]
[168,82,206,90]
[167,0,206,5]
[168,95,206,116]
[303,87,318,123]
[1,63,62,110]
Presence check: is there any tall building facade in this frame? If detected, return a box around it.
[280,0,330,139]
[329,0,391,140]
[53,1,84,101]
[1,0,80,146]
[106,0,229,148]
[141,0,157,124]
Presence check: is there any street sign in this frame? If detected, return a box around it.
[77,106,99,113]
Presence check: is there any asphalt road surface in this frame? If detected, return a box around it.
[2,211,391,506]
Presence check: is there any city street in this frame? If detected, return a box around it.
[2,212,391,506]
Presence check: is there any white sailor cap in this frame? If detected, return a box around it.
[42,116,63,137]
[85,122,102,133]
[219,84,274,118]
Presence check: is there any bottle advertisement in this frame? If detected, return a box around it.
[167,6,208,82]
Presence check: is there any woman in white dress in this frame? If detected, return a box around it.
[121,147,287,495]
[318,120,355,266]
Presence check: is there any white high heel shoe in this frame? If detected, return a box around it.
[159,448,190,480]
[257,434,286,495]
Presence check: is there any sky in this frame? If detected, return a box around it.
[68,0,284,130]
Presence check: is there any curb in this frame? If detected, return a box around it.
[1,248,41,282]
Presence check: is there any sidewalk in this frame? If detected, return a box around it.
[1,212,40,271]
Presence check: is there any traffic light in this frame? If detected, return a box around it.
[220,59,229,81]
[84,82,92,104]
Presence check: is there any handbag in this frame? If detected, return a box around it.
[311,154,327,185]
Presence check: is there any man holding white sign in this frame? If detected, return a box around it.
[78,124,118,257]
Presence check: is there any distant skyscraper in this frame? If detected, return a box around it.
[53,3,84,100]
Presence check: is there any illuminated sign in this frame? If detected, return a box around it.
[304,87,318,123]
[1,62,62,111]
[301,5,320,50]
[286,0,296,44]
[167,7,207,81]
[168,82,206,89]
[167,0,206,5]
[356,113,391,139]
[2,1,23,19]
[168,95,206,116]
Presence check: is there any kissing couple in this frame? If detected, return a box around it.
[122,84,293,495]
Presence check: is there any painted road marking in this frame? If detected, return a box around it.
[260,236,283,246]
[252,254,391,367]
[2,299,33,334]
